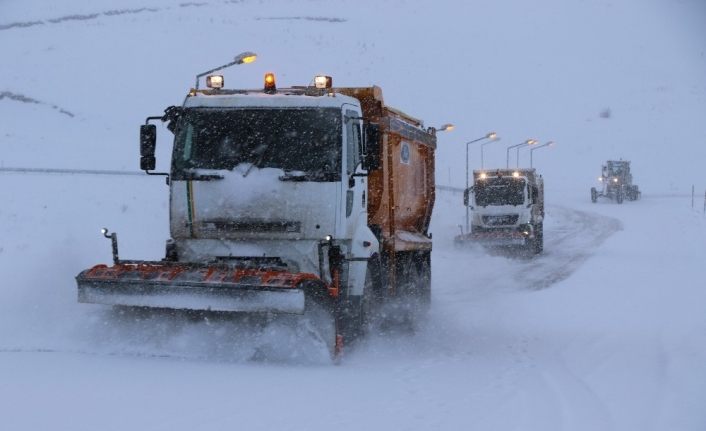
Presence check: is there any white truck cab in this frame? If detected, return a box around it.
[460,168,544,253]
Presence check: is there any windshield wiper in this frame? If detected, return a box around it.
[243,143,272,178]
[179,170,224,181]
[279,171,337,182]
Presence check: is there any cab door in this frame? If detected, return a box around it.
[343,107,377,296]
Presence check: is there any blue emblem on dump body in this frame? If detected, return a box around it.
[401,141,410,164]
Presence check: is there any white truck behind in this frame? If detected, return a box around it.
[456,168,544,254]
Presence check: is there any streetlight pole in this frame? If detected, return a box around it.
[506,139,536,168]
[530,141,554,168]
[516,139,538,167]
[194,51,257,89]
[480,135,500,169]
[465,132,497,232]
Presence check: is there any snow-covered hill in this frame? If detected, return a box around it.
[1,1,706,430]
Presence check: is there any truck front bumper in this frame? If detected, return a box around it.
[455,229,529,247]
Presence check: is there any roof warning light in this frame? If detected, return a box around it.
[314,75,333,89]
[206,75,224,89]
[264,72,276,94]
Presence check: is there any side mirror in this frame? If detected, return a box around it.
[162,106,183,133]
[463,188,470,206]
[363,123,381,171]
[140,124,157,171]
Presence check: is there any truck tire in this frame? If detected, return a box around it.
[627,186,637,201]
[361,257,382,333]
[396,251,431,328]
[341,257,381,342]
[416,251,431,312]
[616,190,624,204]
[535,223,544,254]
[591,187,598,203]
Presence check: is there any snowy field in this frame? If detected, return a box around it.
[2,0,706,430]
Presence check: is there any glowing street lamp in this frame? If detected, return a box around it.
[530,141,555,167]
[194,51,257,89]
[506,139,537,168]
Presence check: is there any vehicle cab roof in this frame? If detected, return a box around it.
[183,88,361,110]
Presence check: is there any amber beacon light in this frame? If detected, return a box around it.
[264,72,277,94]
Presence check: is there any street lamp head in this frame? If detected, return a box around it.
[235,51,257,64]
[486,132,498,140]
[195,51,258,89]
[526,139,538,145]
[427,123,454,134]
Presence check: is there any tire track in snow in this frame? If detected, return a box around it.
[516,206,622,290]
[0,3,345,32]
[0,8,160,31]
[0,91,75,117]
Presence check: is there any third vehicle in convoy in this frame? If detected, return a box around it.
[591,160,640,204]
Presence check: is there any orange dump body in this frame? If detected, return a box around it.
[336,87,436,254]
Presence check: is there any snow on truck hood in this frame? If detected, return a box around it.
[182,91,360,110]
[170,164,338,241]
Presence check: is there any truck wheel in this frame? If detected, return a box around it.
[417,251,431,312]
[360,257,382,334]
[628,186,637,201]
[340,257,381,342]
[535,223,544,254]
[591,187,598,203]
[616,190,624,204]
[397,251,431,328]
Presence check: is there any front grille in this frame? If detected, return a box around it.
[481,214,519,226]
[203,220,301,233]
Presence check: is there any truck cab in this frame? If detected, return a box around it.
[460,168,544,253]
[161,86,377,296]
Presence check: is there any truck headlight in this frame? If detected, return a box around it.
[518,224,532,236]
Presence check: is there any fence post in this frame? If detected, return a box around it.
[692,185,695,208]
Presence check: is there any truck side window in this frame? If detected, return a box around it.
[345,110,362,175]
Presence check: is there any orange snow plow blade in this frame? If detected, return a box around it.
[76,262,323,314]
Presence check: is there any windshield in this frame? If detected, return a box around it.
[607,161,627,177]
[474,177,526,206]
[172,108,342,180]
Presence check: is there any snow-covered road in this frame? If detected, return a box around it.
[2,0,706,428]
[1,174,704,430]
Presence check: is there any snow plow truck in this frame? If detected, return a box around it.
[455,168,544,254]
[75,61,438,358]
